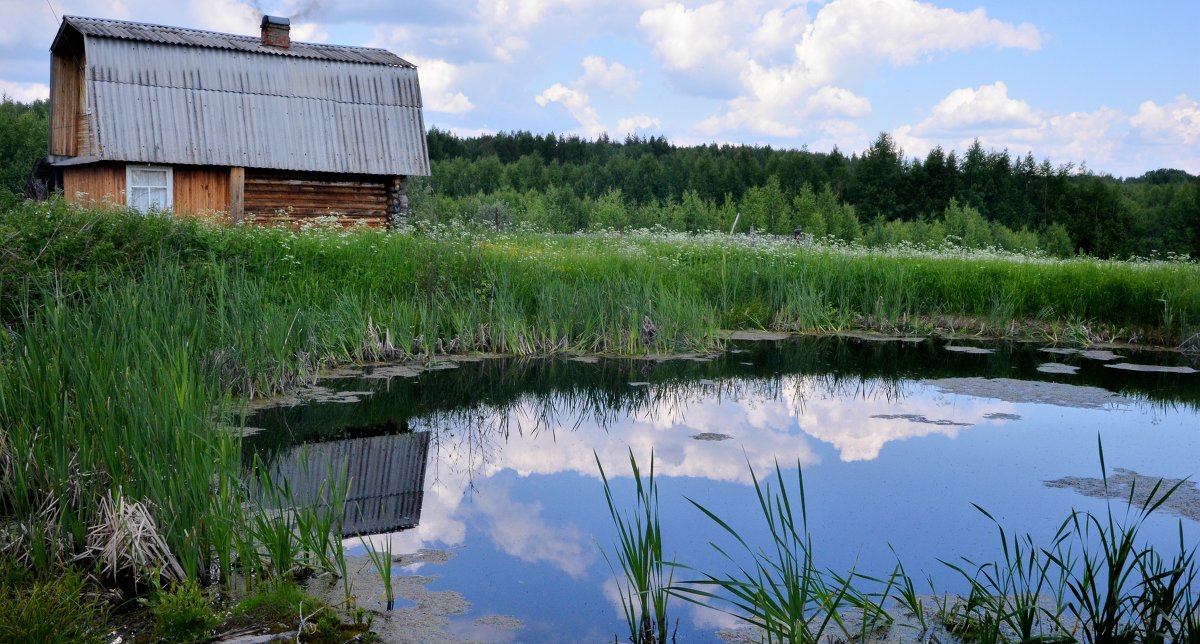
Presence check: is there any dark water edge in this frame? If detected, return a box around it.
[243,336,1198,454]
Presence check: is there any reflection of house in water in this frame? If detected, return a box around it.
[258,431,430,537]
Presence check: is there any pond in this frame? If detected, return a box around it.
[242,336,1200,642]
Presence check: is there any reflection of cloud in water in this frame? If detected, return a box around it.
[360,374,1022,556]
[782,376,1019,462]
[470,482,594,579]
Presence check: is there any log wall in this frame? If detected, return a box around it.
[244,169,390,227]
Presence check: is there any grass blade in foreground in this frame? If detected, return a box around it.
[676,460,888,643]
[596,449,673,643]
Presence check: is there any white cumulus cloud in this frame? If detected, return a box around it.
[0,80,49,102]
[616,114,662,137]
[404,54,475,114]
[640,0,1042,142]
[805,86,872,119]
[925,82,1040,131]
[536,55,657,139]
[536,82,604,137]
[579,56,638,96]
[893,84,1132,174]
[1130,95,1200,146]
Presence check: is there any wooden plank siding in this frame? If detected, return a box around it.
[229,167,245,223]
[244,169,391,227]
[50,52,85,157]
[63,163,124,206]
[173,166,229,220]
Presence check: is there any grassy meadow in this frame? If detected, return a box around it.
[0,197,1198,638]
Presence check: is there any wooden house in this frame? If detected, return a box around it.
[48,15,430,227]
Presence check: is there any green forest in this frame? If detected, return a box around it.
[3,96,1197,259]
[419,128,1199,259]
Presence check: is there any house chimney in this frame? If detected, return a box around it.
[260,15,291,49]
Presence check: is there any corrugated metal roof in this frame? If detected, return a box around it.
[61,15,413,67]
[57,16,430,176]
[256,432,431,536]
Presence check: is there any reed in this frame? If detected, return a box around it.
[596,449,673,644]
[359,535,396,610]
[675,460,890,643]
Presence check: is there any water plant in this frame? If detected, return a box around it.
[146,578,221,644]
[1046,440,1199,643]
[360,535,396,610]
[674,460,891,643]
[936,438,1200,643]
[596,449,673,644]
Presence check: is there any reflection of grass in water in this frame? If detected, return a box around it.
[600,443,1200,643]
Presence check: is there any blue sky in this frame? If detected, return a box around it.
[2,0,1197,177]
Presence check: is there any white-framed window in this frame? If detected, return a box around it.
[126,164,173,213]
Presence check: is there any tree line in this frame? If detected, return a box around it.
[423,128,1199,259]
[1,96,1196,259]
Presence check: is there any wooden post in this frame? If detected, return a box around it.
[229,166,245,223]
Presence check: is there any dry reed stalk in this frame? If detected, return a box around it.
[85,489,185,583]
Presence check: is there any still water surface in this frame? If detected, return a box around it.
[244,337,1200,641]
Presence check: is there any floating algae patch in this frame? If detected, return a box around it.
[397,548,454,566]
[1037,362,1079,375]
[870,414,972,427]
[693,432,733,441]
[320,364,370,379]
[568,355,600,364]
[983,412,1022,421]
[1105,363,1198,374]
[244,384,376,411]
[305,551,486,643]
[363,364,426,379]
[1046,469,1200,523]
[638,352,720,363]
[1040,347,1079,356]
[725,330,792,341]
[835,330,926,343]
[717,595,954,644]
[945,345,995,355]
[927,377,1132,409]
[1081,349,1122,361]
